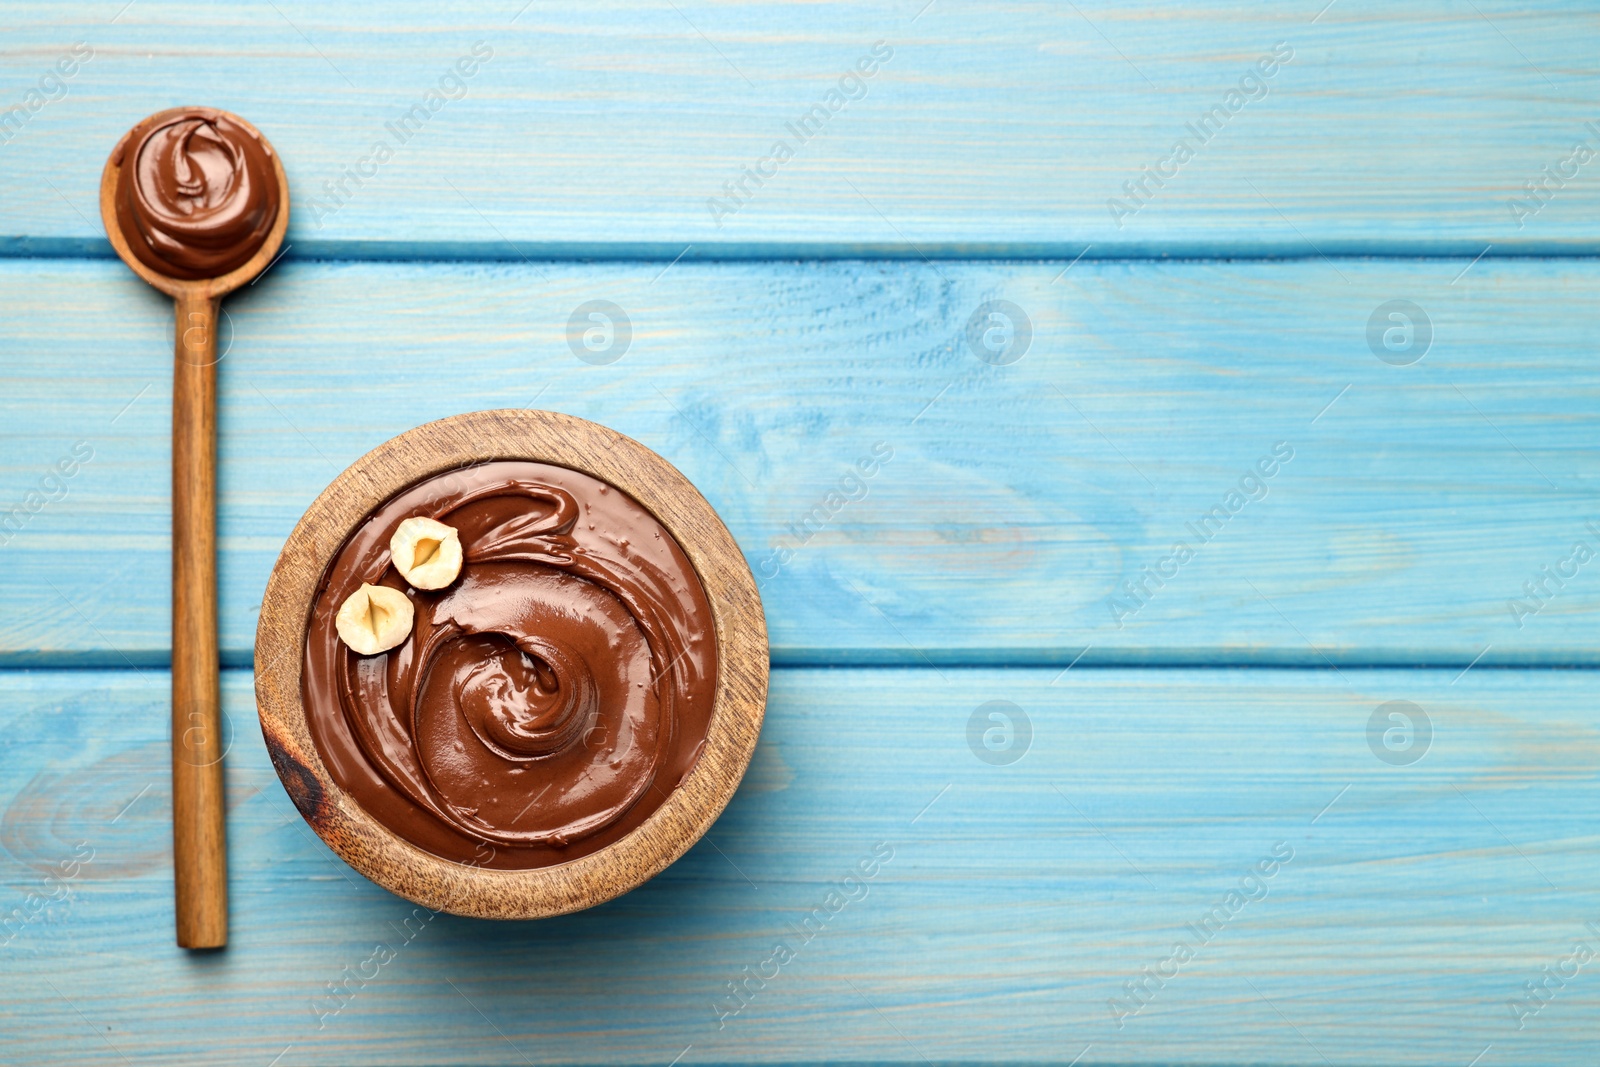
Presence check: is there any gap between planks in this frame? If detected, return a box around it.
[3,657,1600,673]
[6,239,1600,265]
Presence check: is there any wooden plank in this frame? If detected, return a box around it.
[1,2,1599,255]
[1,666,1596,1064]
[5,256,1600,665]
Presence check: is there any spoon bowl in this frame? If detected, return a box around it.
[100,107,289,301]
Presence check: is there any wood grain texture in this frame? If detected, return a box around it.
[2,2,1599,255]
[166,300,227,948]
[1,667,1597,1065]
[3,256,1598,666]
[254,409,769,918]
[3,5,1598,1062]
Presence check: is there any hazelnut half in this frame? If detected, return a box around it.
[389,516,463,590]
[335,582,414,655]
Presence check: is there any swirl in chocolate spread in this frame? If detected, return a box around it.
[112,109,279,280]
[302,461,719,871]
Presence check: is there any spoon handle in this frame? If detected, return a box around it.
[171,289,227,949]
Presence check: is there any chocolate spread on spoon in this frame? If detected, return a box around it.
[112,108,279,280]
[302,461,719,870]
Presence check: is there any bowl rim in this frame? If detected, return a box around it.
[253,408,768,918]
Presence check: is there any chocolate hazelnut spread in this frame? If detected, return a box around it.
[302,461,719,870]
[112,108,279,280]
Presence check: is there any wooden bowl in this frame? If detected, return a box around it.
[254,409,768,918]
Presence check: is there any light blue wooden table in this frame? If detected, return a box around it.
[3,2,1599,1064]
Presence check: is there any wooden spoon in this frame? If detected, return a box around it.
[100,108,290,949]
